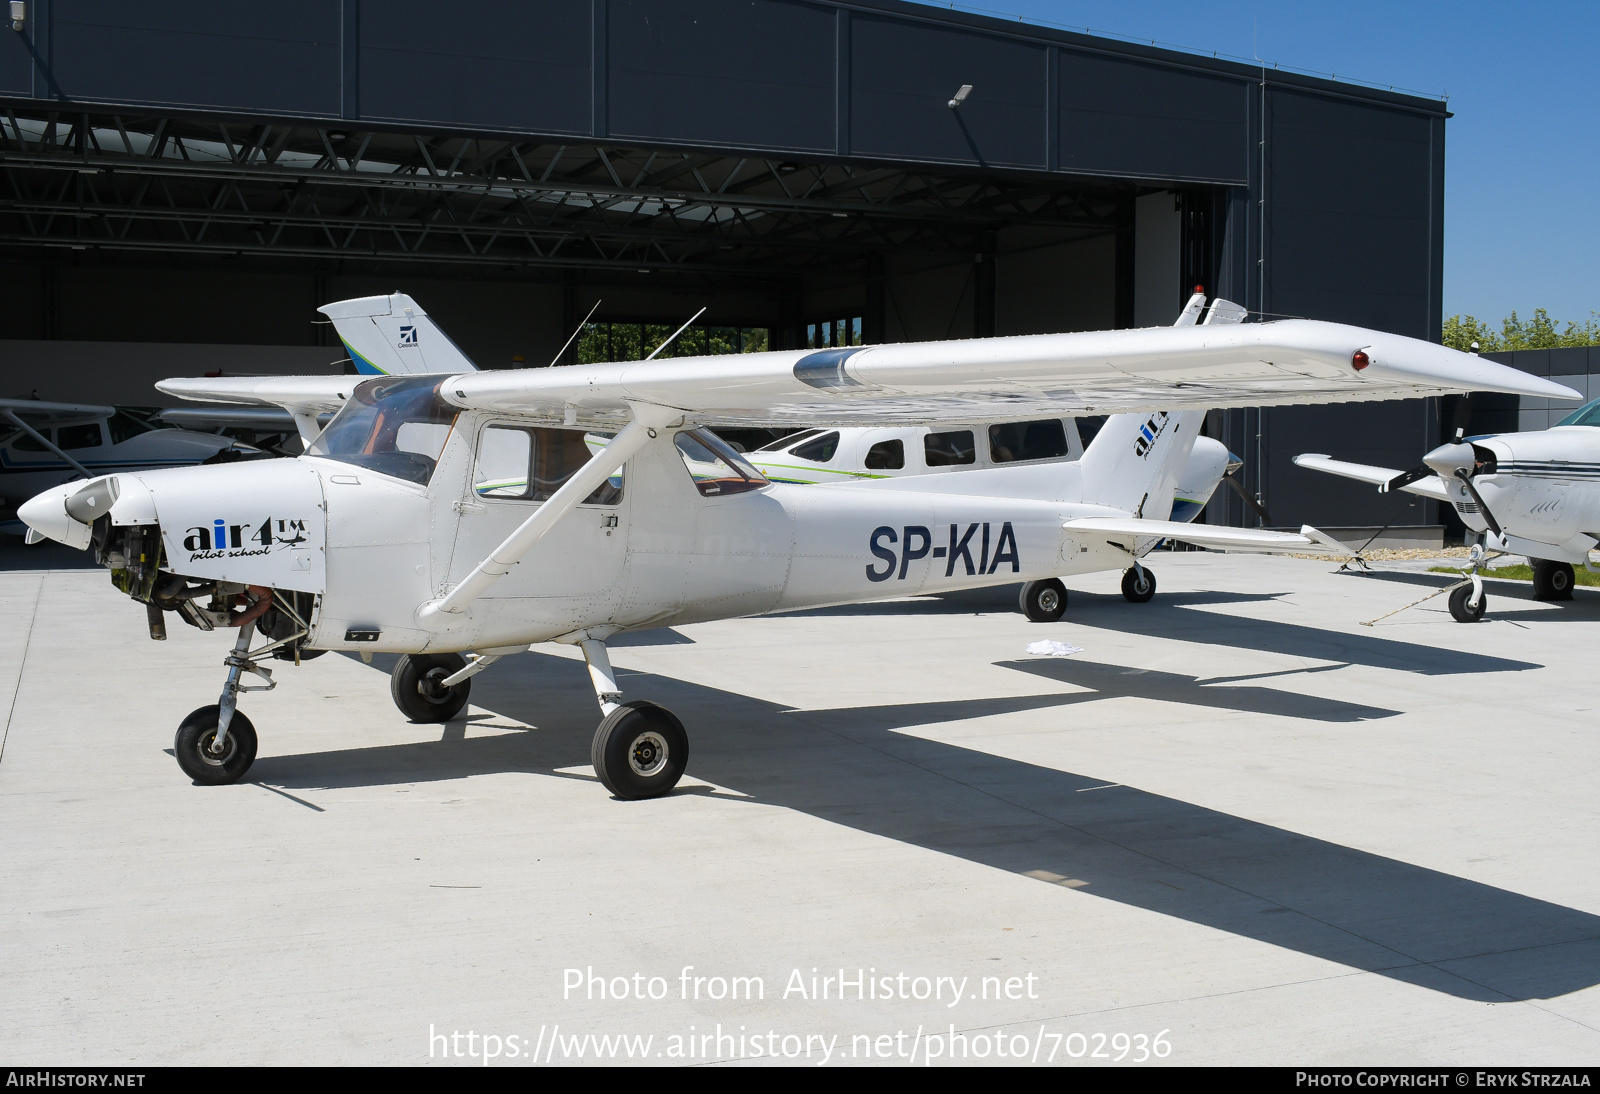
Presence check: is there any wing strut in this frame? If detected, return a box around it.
[1,409,93,479]
[419,401,684,622]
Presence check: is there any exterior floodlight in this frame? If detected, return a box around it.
[9,2,24,32]
[947,84,972,109]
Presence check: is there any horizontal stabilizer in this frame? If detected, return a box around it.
[1063,516,1351,554]
[1293,454,1453,503]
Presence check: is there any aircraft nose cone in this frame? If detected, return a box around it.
[1422,441,1476,480]
[17,482,84,547]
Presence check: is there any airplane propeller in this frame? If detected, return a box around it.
[1222,471,1272,524]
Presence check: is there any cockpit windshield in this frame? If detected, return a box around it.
[308,375,459,484]
[1556,399,1600,428]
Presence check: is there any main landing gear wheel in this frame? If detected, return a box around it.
[1532,559,1575,601]
[391,653,472,722]
[591,700,689,800]
[1121,566,1156,603]
[1448,583,1487,623]
[174,705,258,785]
[1019,579,1068,622]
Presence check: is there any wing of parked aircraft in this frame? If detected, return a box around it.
[157,317,1579,429]
[1292,454,1454,503]
[0,396,115,427]
[1063,516,1351,554]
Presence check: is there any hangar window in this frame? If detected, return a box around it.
[310,375,459,486]
[989,420,1068,463]
[674,428,769,497]
[864,439,904,470]
[578,322,770,363]
[924,430,975,467]
[790,431,840,463]
[806,317,863,349]
[473,425,623,505]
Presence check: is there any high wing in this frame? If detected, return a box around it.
[156,315,1578,428]
[0,396,113,428]
[1063,516,1352,554]
[157,406,303,432]
[1292,454,1454,503]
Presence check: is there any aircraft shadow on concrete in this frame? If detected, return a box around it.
[254,650,1599,1003]
[1337,569,1600,623]
[783,583,1538,675]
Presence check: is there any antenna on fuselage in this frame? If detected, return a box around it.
[544,299,604,368]
[644,307,707,362]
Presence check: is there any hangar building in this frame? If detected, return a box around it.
[0,0,1449,537]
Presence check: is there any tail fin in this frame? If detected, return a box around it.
[1077,409,1205,516]
[318,293,479,376]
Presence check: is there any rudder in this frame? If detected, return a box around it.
[319,293,479,376]
[1077,409,1205,516]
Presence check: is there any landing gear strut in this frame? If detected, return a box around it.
[578,637,687,800]
[1121,563,1156,603]
[174,620,274,784]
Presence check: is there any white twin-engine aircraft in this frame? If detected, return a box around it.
[1298,397,1600,622]
[18,293,1577,799]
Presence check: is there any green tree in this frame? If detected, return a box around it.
[1442,309,1600,351]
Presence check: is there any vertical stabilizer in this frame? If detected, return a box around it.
[1077,409,1205,516]
[318,293,479,376]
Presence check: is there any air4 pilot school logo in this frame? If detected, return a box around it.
[1133,412,1170,458]
[184,517,309,561]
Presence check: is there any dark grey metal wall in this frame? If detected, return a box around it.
[0,0,1449,532]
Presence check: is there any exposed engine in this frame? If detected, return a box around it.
[90,515,320,659]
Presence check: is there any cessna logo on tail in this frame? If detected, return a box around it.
[866,522,1020,582]
[1133,412,1170,458]
[183,516,309,560]
[398,324,418,346]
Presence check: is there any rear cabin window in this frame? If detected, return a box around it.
[675,428,770,497]
[924,430,975,467]
[108,410,154,445]
[990,419,1068,463]
[864,438,904,470]
[790,431,839,463]
[473,425,623,505]
[10,427,50,452]
[57,423,104,450]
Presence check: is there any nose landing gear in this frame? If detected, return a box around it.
[175,619,276,784]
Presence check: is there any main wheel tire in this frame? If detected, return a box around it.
[1532,559,1575,601]
[390,653,471,722]
[174,705,258,785]
[591,701,689,801]
[1121,566,1156,603]
[1448,583,1487,623]
[1019,579,1068,622]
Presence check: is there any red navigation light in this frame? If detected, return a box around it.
[1352,350,1370,371]
[1193,284,1205,294]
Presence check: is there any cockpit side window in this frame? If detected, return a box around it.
[308,376,459,485]
[472,424,624,505]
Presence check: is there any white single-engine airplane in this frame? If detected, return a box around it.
[1297,396,1600,622]
[19,293,1577,798]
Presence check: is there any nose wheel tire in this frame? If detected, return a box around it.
[1121,566,1156,603]
[391,653,472,722]
[1448,583,1487,623]
[174,706,258,785]
[1532,559,1575,601]
[1019,579,1068,622]
[591,700,689,800]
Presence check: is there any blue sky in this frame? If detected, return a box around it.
[916,1,1599,326]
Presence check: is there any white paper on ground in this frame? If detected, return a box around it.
[1025,639,1083,658]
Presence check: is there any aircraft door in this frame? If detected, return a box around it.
[446,423,629,598]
